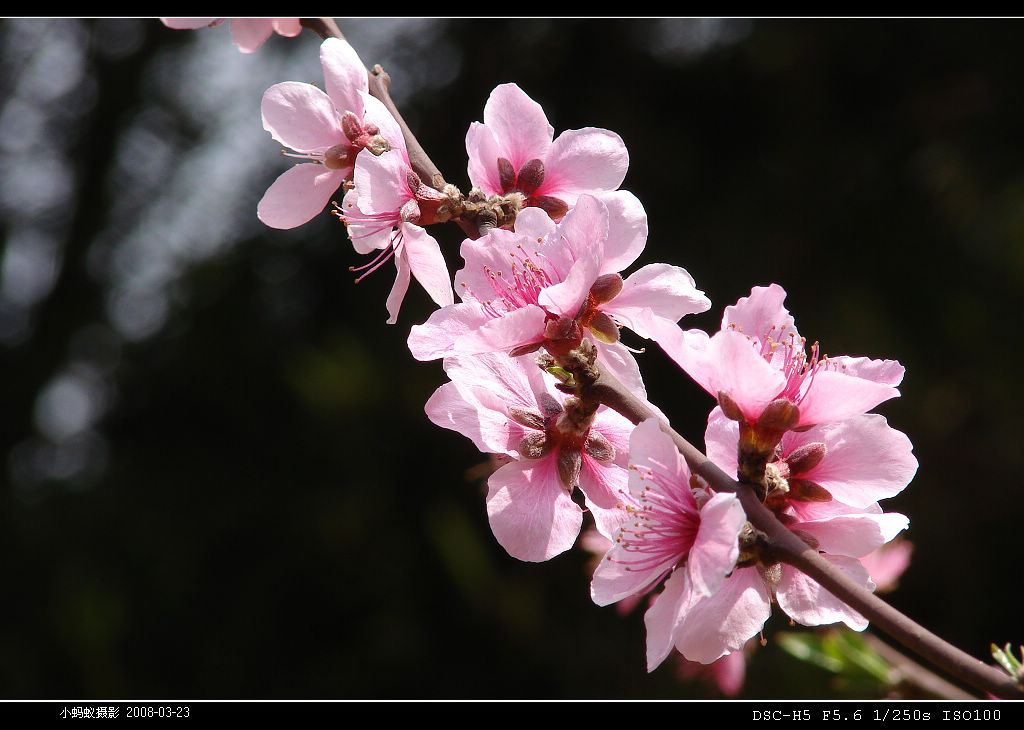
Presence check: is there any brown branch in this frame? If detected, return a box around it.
[574,359,1024,700]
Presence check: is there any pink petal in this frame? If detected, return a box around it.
[261,82,343,153]
[672,567,771,664]
[686,492,745,597]
[789,415,918,508]
[792,512,909,559]
[510,206,557,239]
[257,164,344,229]
[465,122,503,196]
[798,369,900,427]
[320,37,369,115]
[543,127,629,203]
[352,149,412,216]
[721,283,796,343]
[598,190,648,273]
[425,381,511,455]
[480,83,553,170]
[553,194,608,262]
[453,304,548,355]
[229,18,274,53]
[578,451,629,511]
[538,245,602,318]
[777,556,872,630]
[829,355,906,387]
[407,303,490,361]
[666,329,787,421]
[704,407,740,476]
[453,228,534,301]
[645,567,691,671]
[441,351,548,414]
[384,243,412,325]
[610,263,711,331]
[400,223,454,309]
[361,92,407,159]
[591,543,671,607]
[486,458,583,562]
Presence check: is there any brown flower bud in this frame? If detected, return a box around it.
[515,158,545,196]
[556,448,582,491]
[584,431,615,462]
[787,478,833,502]
[497,157,516,192]
[587,311,620,344]
[589,273,624,304]
[785,441,827,475]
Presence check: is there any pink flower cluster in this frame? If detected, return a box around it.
[249,35,919,687]
[587,285,916,671]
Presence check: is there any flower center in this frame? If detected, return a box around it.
[613,464,700,575]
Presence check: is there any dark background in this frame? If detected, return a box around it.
[1,18,1022,699]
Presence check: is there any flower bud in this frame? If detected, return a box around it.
[785,442,827,475]
[717,390,746,422]
[787,478,833,502]
[556,448,582,491]
[515,158,545,196]
[756,398,801,431]
[507,407,545,430]
[532,195,569,220]
[584,431,615,462]
[517,432,551,459]
[341,110,363,142]
[587,311,620,344]
[497,157,516,192]
[589,273,624,304]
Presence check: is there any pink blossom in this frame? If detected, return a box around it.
[590,419,746,671]
[408,194,709,395]
[466,83,630,221]
[257,38,404,230]
[160,18,302,53]
[662,283,904,430]
[424,351,635,562]
[669,406,913,663]
[334,148,453,324]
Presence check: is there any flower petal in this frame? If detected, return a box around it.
[480,83,553,170]
[777,556,872,630]
[486,458,583,562]
[400,223,454,309]
[543,127,629,203]
[786,416,918,508]
[257,164,343,229]
[262,82,343,153]
[407,302,490,361]
[320,37,368,115]
[229,18,274,53]
[598,190,647,272]
[672,566,771,664]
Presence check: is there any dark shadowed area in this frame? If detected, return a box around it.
[1,18,1022,699]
